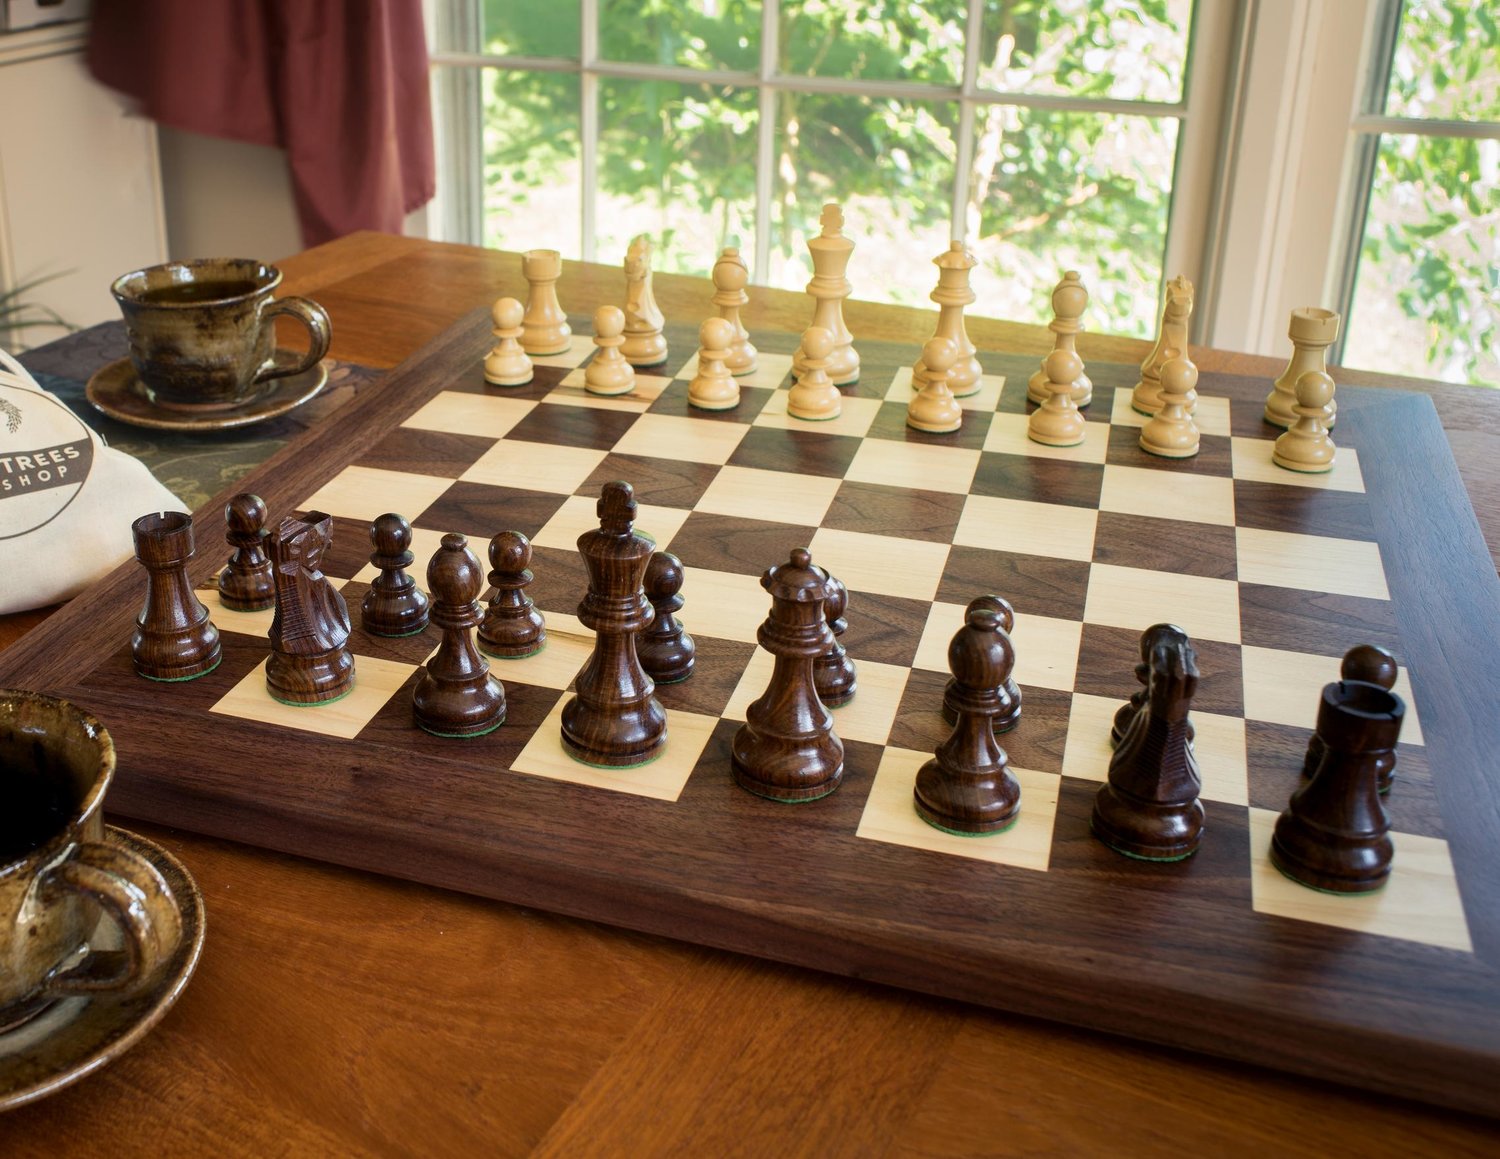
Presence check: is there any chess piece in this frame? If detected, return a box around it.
[912,242,982,397]
[687,317,740,411]
[483,296,533,386]
[1271,680,1402,893]
[731,548,844,802]
[413,533,506,738]
[217,492,274,612]
[1133,275,1194,416]
[792,203,859,385]
[914,603,1022,835]
[1091,633,1203,861]
[1272,370,1336,473]
[477,530,546,659]
[813,573,856,707]
[942,595,1020,732]
[131,511,221,681]
[361,513,430,637]
[1111,623,1193,746]
[620,235,668,367]
[585,305,636,396]
[520,249,570,356]
[787,325,842,421]
[1303,644,1399,793]
[1027,349,1087,447]
[712,246,758,376]
[638,550,695,684]
[1139,351,1201,459]
[561,482,668,767]
[1028,271,1093,406]
[266,512,355,705]
[906,335,963,434]
[1265,306,1340,429]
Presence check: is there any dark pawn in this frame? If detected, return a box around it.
[1302,644,1399,793]
[477,530,546,659]
[1272,680,1402,893]
[731,548,844,802]
[1111,622,1193,747]
[266,512,355,705]
[1091,634,1203,861]
[943,595,1019,732]
[813,573,856,707]
[131,511,221,681]
[914,605,1021,835]
[637,550,695,683]
[361,513,430,637]
[217,493,274,612]
[413,533,506,738]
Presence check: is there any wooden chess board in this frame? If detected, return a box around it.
[3,312,1498,1117]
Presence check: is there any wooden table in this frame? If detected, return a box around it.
[6,233,1499,1155]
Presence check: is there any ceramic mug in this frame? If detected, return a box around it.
[111,258,332,412]
[0,690,183,1032]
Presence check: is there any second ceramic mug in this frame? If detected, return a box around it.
[111,258,332,412]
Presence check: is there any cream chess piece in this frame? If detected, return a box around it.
[1139,351,1201,459]
[483,297,533,386]
[1027,349,1087,447]
[792,203,859,385]
[913,242,982,398]
[907,336,963,434]
[687,317,740,411]
[584,305,636,397]
[1132,275,1194,416]
[787,325,842,421]
[1272,370,1337,473]
[1266,307,1340,430]
[621,235,668,368]
[520,249,571,356]
[712,246,758,377]
[1028,271,1092,407]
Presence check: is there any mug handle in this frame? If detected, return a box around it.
[37,840,184,998]
[255,295,333,383]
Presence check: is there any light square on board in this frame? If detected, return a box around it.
[510,699,718,801]
[696,465,843,527]
[912,603,1081,693]
[552,370,672,411]
[843,439,982,496]
[349,526,485,587]
[983,411,1109,464]
[1234,526,1389,601]
[1099,464,1236,527]
[611,413,750,465]
[1230,437,1365,493]
[302,466,456,526]
[1240,645,1423,744]
[954,494,1098,563]
[401,391,536,439]
[486,626,594,691]
[211,654,417,740]
[529,335,593,369]
[807,526,951,602]
[1247,808,1471,952]
[885,366,1005,412]
[677,350,794,391]
[1084,563,1241,644]
[531,493,692,554]
[753,391,884,439]
[1108,387,1232,438]
[677,568,768,645]
[460,439,608,495]
[722,650,910,746]
[857,747,1060,873]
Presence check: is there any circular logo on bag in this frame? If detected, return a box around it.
[0,382,96,540]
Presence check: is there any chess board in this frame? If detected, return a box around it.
[3,310,1498,1117]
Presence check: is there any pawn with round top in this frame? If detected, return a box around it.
[787,325,842,421]
[477,530,546,659]
[906,335,963,433]
[1272,370,1336,473]
[712,246,758,376]
[1027,349,1087,447]
[584,305,636,396]
[361,513,430,637]
[1139,351,1201,459]
[483,297,533,386]
[687,317,740,411]
[218,492,275,612]
[1027,271,1092,407]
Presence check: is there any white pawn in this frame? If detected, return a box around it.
[688,317,740,411]
[787,326,842,421]
[1027,349,1087,447]
[584,305,636,396]
[907,336,962,434]
[1028,271,1092,407]
[1139,351,1200,459]
[712,246,758,377]
[1272,370,1337,473]
[483,297,533,387]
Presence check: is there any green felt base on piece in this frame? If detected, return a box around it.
[139,654,222,683]
[914,803,1021,838]
[480,641,547,660]
[419,713,506,739]
[1269,852,1389,896]
[560,736,668,771]
[268,682,355,709]
[1091,819,1200,863]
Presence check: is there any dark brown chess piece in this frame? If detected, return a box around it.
[731,548,844,802]
[1302,643,1399,792]
[131,511,221,681]
[266,511,355,705]
[561,482,668,767]
[217,492,274,612]
[477,530,546,659]
[942,595,1019,731]
[1272,679,1403,893]
[914,603,1021,834]
[413,533,506,737]
[361,513,430,638]
[1111,622,1193,746]
[812,573,856,707]
[1091,633,1203,861]
[637,550,694,683]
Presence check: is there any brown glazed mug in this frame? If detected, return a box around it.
[111,258,332,412]
[0,690,183,1031]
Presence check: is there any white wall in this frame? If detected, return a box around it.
[156,128,303,263]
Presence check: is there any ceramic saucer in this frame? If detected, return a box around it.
[0,826,207,1111]
[86,355,328,432]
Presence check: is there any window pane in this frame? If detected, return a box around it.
[599,0,760,72]
[777,1,968,85]
[1383,0,1500,122]
[432,0,580,58]
[769,93,959,306]
[595,80,759,273]
[966,107,1177,338]
[1343,133,1499,387]
[482,71,582,255]
[978,0,1194,103]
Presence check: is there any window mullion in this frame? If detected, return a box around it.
[950,0,986,245]
[753,0,779,285]
[580,0,599,263]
